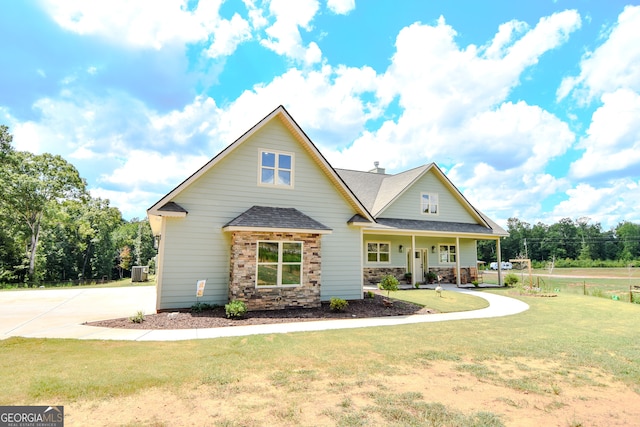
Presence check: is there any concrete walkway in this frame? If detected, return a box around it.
[0,284,529,342]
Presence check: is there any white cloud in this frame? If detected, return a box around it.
[326,0,355,15]
[569,89,640,179]
[551,180,640,227]
[98,149,208,187]
[40,0,253,58]
[558,5,640,102]
[204,65,380,151]
[89,187,165,220]
[11,121,44,153]
[330,12,579,171]
[259,0,322,64]
[205,13,252,58]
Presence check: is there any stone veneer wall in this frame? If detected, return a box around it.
[228,231,321,311]
[428,267,475,284]
[363,267,406,287]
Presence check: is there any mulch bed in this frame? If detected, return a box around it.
[87,293,435,330]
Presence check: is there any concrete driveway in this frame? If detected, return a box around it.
[0,286,156,340]
[0,284,529,341]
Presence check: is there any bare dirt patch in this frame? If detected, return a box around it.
[87,293,434,329]
[64,359,640,426]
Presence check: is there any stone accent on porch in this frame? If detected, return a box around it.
[427,267,479,284]
[228,231,321,311]
[363,267,406,287]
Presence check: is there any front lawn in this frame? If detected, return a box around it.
[386,288,489,312]
[1,289,639,426]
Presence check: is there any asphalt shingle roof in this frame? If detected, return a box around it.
[158,201,188,213]
[375,218,504,236]
[224,206,332,231]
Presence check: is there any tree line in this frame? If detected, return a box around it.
[478,217,640,267]
[0,125,155,285]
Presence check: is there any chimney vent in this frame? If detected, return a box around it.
[369,161,385,174]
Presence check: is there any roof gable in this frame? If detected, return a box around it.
[337,164,492,228]
[148,106,373,223]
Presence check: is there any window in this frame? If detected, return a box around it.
[439,244,456,263]
[257,241,302,286]
[260,150,293,187]
[367,242,390,263]
[421,193,439,215]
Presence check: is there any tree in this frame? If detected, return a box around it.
[616,222,640,261]
[0,145,87,282]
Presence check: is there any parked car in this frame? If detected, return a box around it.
[490,262,513,270]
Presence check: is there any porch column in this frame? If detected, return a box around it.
[411,234,416,285]
[455,236,461,286]
[496,238,503,286]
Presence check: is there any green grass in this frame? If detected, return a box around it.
[387,288,490,312]
[483,268,639,302]
[1,288,639,424]
[0,290,640,404]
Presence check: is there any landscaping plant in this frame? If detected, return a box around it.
[225,300,247,319]
[129,310,145,324]
[379,275,399,300]
[329,297,349,312]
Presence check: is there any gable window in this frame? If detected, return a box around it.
[260,150,293,187]
[257,241,302,286]
[439,244,456,263]
[421,193,439,215]
[367,242,390,263]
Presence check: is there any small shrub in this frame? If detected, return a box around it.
[191,302,213,313]
[426,271,438,283]
[364,290,375,299]
[471,280,479,288]
[225,300,247,319]
[129,310,145,324]
[379,275,399,298]
[414,282,420,289]
[330,297,349,312]
[504,273,519,287]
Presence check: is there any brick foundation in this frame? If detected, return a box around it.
[228,231,321,310]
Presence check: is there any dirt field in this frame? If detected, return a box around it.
[64,357,640,426]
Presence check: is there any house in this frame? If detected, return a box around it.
[147,106,508,312]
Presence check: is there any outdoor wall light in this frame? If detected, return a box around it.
[431,245,436,253]
[399,245,404,253]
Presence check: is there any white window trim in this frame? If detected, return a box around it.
[438,243,456,264]
[420,192,439,216]
[258,149,295,189]
[256,240,303,287]
[366,241,391,264]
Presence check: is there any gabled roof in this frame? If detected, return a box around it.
[223,206,332,234]
[147,105,374,225]
[336,163,508,236]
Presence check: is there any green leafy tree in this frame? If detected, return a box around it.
[0,138,87,282]
[616,221,640,261]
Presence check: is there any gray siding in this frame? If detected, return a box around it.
[381,171,477,223]
[157,119,362,309]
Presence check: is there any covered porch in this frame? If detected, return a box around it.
[360,218,504,287]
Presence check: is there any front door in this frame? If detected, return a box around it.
[413,249,427,283]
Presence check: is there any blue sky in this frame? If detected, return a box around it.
[1,0,639,230]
